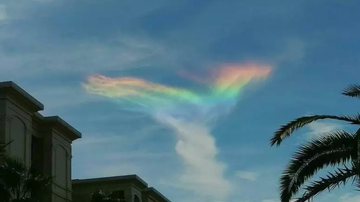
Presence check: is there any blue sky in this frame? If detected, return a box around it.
[0,1,359,202]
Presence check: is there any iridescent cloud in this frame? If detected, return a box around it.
[84,63,271,111]
[84,63,272,201]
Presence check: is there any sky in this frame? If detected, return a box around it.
[0,1,359,202]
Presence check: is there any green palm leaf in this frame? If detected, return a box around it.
[343,85,360,98]
[271,84,360,202]
[0,157,50,202]
[271,115,360,146]
[279,131,356,202]
[295,165,357,202]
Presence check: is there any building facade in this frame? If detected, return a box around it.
[72,175,170,202]
[0,81,170,202]
[0,81,81,202]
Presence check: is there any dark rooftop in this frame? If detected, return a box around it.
[0,81,44,111]
[72,175,148,188]
[145,187,171,202]
[43,115,82,140]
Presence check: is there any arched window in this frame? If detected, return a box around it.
[9,116,27,163]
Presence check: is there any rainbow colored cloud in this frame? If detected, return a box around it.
[84,63,272,201]
[84,63,271,112]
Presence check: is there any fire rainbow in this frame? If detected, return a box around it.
[84,63,271,111]
[83,63,272,200]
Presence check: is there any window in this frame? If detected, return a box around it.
[31,136,44,172]
[9,117,26,163]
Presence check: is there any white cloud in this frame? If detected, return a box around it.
[74,135,132,149]
[235,170,258,182]
[156,114,232,202]
[338,193,360,202]
[74,124,166,152]
[78,149,173,179]
[0,5,7,22]
[0,31,173,80]
[0,30,177,110]
[307,121,343,139]
[72,129,175,180]
[262,199,277,202]
[274,38,306,64]
[82,162,142,178]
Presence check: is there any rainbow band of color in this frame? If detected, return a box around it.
[84,64,271,110]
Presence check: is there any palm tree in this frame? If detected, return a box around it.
[91,190,126,202]
[91,190,108,202]
[0,144,50,202]
[270,85,360,202]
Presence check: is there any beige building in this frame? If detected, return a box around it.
[72,175,170,202]
[0,81,170,202]
[0,81,81,202]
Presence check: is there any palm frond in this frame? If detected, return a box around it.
[271,115,360,146]
[0,141,12,151]
[295,165,357,202]
[0,141,13,161]
[343,85,360,98]
[0,157,50,201]
[279,131,356,202]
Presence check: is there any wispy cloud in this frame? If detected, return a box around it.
[0,3,173,80]
[307,121,343,139]
[0,5,7,22]
[338,193,360,202]
[273,38,306,65]
[157,115,231,200]
[0,1,358,202]
[73,126,174,180]
[83,64,271,201]
[235,170,258,182]
[0,35,169,79]
[262,199,277,202]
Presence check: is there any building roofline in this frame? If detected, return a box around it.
[145,187,171,202]
[34,113,82,141]
[0,81,44,111]
[43,116,82,140]
[72,175,148,188]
